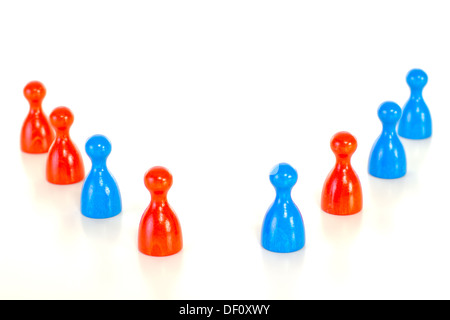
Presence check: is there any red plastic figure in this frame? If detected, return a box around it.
[321,131,363,215]
[138,166,183,256]
[20,81,55,153]
[46,107,85,184]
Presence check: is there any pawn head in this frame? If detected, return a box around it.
[406,69,428,90]
[24,81,46,103]
[144,166,173,196]
[85,134,112,161]
[50,106,74,131]
[269,163,298,190]
[377,101,402,124]
[330,131,357,157]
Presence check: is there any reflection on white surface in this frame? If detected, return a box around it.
[401,137,432,173]
[80,214,123,243]
[138,251,184,299]
[261,249,306,299]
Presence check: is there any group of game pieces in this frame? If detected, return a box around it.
[261,68,431,253]
[20,81,182,256]
[20,68,432,256]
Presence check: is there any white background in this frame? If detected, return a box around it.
[0,0,449,300]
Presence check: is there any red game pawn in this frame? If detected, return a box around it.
[20,81,55,153]
[46,107,85,184]
[138,166,183,257]
[321,131,363,215]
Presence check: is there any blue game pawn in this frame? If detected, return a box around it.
[398,69,432,139]
[261,163,305,253]
[81,134,122,219]
[368,102,407,179]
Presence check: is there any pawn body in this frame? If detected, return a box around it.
[321,132,362,215]
[138,166,183,256]
[81,135,121,219]
[261,163,305,253]
[46,107,85,184]
[398,69,432,139]
[369,102,407,179]
[20,81,55,153]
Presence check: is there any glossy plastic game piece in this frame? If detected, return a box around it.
[368,102,407,179]
[46,106,85,184]
[81,135,122,219]
[20,81,55,153]
[398,69,432,139]
[261,163,305,253]
[321,131,363,215]
[138,166,183,256]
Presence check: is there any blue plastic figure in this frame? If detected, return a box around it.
[261,163,305,253]
[398,69,432,139]
[368,102,407,179]
[81,134,122,219]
